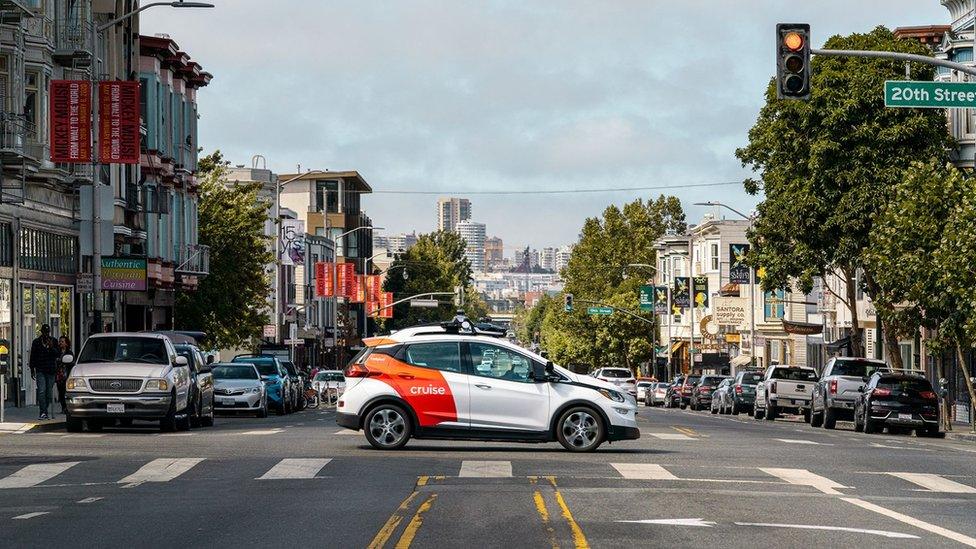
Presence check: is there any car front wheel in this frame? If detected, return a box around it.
[556,407,605,452]
[364,404,412,450]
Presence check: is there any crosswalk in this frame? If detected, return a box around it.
[0,458,973,495]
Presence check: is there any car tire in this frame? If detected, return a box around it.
[189,395,202,428]
[364,404,412,450]
[160,392,179,432]
[863,416,879,434]
[556,406,605,453]
[258,399,269,418]
[201,399,215,427]
[176,403,192,431]
[802,409,811,424]
[66,415,84,433]
[731,402,739,416]
[810,406,823,428]
[766,405,778,421]
[853,409,864,432]
[823,406,837,430]
[754,406,765,420]
[679,403,687,410]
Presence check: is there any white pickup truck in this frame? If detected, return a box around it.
[753,365,817,422]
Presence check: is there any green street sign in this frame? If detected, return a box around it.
[587,306,613,316]
[638,285,654,311]
[884,80,976,108]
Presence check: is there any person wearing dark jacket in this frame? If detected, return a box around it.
[28,324,59,420]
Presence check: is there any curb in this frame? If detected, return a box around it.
[946,431,976,443]
[0,420,65,433]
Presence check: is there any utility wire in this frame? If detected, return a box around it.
[369,181,743,196]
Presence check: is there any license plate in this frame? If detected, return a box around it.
[106,403,124,414]
[219,397,235,406]
[898,413,912,420]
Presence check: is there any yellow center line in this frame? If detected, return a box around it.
[394,493,438,549]
[673,426,697,436]
[533,490,560,549]
[547,476,589,549]
[367,491,420,549]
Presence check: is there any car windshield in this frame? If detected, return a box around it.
[600,369,631,378]
[212,365,259,380]
[684,376,701,386]
[314,371,345,382]
[637,381,652,387]
[739,372,762,384]
[233,357,278,376]
[832,359,887,377]
[877,377,933,394]
[771,368,817,381]
[699,376,723,386]
[78,337,168,365]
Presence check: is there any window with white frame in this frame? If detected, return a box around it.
[709,241,719,271]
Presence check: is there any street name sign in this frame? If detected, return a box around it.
[587,306,613,315]
[410,299,440,308]
[884,80,976,108]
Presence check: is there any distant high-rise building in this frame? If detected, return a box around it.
[540,247,557,271]
[456,220,486,272]
[437,197,472,232]
[484,236,504,269]
[512,247,540,271]
[555,245,573,272]
[388,231,419,253]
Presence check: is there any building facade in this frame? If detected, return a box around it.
[484,236,504,270]
[455,219,485,272]
[436,197,470,232]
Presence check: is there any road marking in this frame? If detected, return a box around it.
[734,522,918,539]
[647,433,696,440]
[12,512,49,520]
[0,461,80,489]
[118,458,204,484]
[257,458,332,480]
[239,429,282,435]
[759,468,846,495]
[552,481,590,548]
[459,461,512,478]
[158,433,193,437]
[870,443,931,451]
[611,463,678,480]
[334,429,360,435]
[672,426,697,436]
[841,497,976,547]
[77,497,103,504]
[62,434,105,438]
[366,491,419,549]
[886,472,976,494]
[533,491,559,549]
[775,439,825,445]
[394,493,437,549]
[618,518,715,527]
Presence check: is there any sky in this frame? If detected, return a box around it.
[142,1,951,251]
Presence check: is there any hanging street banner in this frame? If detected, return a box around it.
[337,262,356,299]
[638,285,654,311]
[351,275,366,303]
[654,285,669,315]
[366,274,383,303]
[368,300,381,318]
[379,291,394,319]
[884,80,976,108]
[713,296,748,326]
[692,276,709,309]
[50,80,91,163]
[280,219,305,266]
[314,261,334,298]
[101,257,147,291]
[729,243,751,284]
[673,277,690,310]
[98,81,140,164]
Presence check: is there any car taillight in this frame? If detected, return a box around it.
[829,380,837,395]
[699,387,710,393]
[344,364,375,378]
[734,385,743,394]
[919,390,937,400]
[872,387,891,397]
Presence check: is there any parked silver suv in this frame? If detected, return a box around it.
[810,357,890,429]
[64,333,192,432]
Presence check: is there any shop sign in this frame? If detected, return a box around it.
[101,257,147,291]
[76,273,94,293]
[729,243,751,284]
[713,297,748,326]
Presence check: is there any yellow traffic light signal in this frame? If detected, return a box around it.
[777,24,811,100]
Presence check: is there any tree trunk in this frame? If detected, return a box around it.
[842,267,864,357]
[955,343,976,434]
[882,317,905,371]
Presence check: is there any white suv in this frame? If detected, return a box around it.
[336,322,640,452]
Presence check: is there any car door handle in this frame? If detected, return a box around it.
[397,374,415,380]
[475,384,492,390]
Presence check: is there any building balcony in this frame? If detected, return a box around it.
[0,112,43,164]
[53,7,92,63]
[24,14,54,42]
[175,243,210,276]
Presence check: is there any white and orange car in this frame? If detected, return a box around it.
[336,319,640,452]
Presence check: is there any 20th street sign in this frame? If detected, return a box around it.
[884,80,976,108]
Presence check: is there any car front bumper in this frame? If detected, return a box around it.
[66,393,172,419]
[607,425,640,441]
[214,392,263,410]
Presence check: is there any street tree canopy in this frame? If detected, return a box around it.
[736,26,954,356]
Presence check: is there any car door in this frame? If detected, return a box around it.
[395,341,470,429]
[465,342,550,432]
[196,351,214,416]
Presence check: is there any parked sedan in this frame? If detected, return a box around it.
[636,380,654,405]
[650,382,668,406]
[677,375,701,409]
[729,370,763,415]
[664,376,684,408]
[854,372,941,436]
[232,355,292,414]
[690,375,725,411]
[592,368,637,398]
[710,378,733,414]
[280,360,305,411]
[212,363,268,417]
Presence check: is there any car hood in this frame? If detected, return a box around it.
[71,362,170,379]
[214,379,262,390]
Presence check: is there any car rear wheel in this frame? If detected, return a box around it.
[823,406,837,429]
[854,408,864,432]
[556,407,604,452]
[766,405,778,421]
[257,399,269,418]
[754,405,765,420]
[863,416,879,434]
[364,404,412,450]
[201,398,215,427]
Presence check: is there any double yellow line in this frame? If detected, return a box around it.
[531,476,590,549]
[368,477,439,549]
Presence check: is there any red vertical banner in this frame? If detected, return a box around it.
[336,263,356,299]
[367,275,383,303]
[49,80,92,163]
[380,292,394,319]
[314,262,334,297]
[351,275,366,303]
[98,81,141,164]
[368,301,381,318]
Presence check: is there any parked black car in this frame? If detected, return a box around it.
[664,376,684,408]
[690,375,725,411]
[854,372,941,437]
[729,370,763,415]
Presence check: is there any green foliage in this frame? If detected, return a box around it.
[176,151,273,350]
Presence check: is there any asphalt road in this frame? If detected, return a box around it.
[1,405,975,548]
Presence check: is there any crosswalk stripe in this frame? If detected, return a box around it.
[0,461,80,489]
[458,461,512,478]
[760,468,846,495]
[257,459,332,480]
[648,433,696,440]
[887,473,976,494]
[334,429,360,435]
[118,458,204,484]
[239,429,282,436]
[611,463,678,480]
[775,439,820,445]
[12,512,49,520]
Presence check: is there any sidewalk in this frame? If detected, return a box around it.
[946,420,976,443]
[0,405,66,433]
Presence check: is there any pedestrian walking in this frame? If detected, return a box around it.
[28,324,60,420]
[56,336,73,415]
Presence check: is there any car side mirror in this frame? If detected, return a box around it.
[545,360,554,374]
[175,356,188,366]
[62,354,74,364]
[206,355,215,365]
[857,386,865,393]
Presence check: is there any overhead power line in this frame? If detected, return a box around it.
[368,181,744,196]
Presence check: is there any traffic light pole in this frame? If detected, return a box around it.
[811,49,976,78]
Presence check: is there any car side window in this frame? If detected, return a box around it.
[403,342,462,373]
[468,343,533,383]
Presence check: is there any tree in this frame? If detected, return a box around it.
[735,27,953,356]
[176,151,273,350]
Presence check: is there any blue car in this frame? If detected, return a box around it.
[232,355,292,415]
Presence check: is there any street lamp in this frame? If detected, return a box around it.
[694,201,757,370]
[89,1,214,334]
[333,225,384,369]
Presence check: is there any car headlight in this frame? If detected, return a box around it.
[598,388,625,402]
[249,387,260,394]
[145,379,169,391]
[66,377,86,390]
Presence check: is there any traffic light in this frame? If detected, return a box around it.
[776,23,811,100]
[564,293,574,312]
